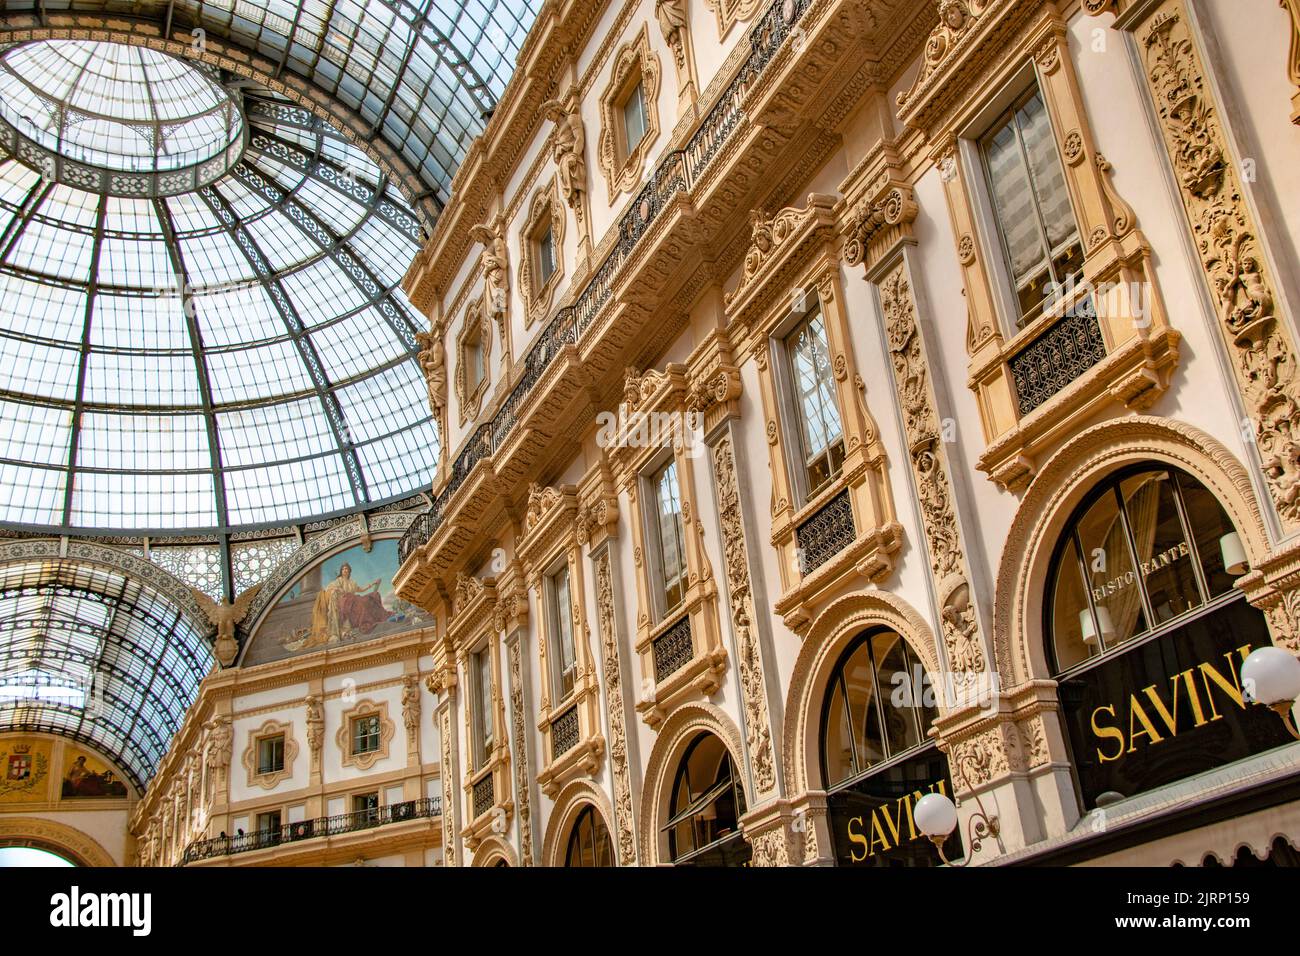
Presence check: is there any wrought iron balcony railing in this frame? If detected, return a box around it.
[550,704,580,759]
[399,0,813,565]
[794,488,855,575]
[179,795,441,864]
[1008,296,1107,417]
[652,614,694,685]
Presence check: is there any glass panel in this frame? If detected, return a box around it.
[623,82,647,151]
[872,631,924,755]
[844,642,885,772]
[983,115,1047,290]
[537,225,556,286]
[257,735,284,774]
[653,461,687,614]
[1051,538,1099,670]
[1177,475,1241,599]
[1119,471,1202,626]
[822,676,855,787]
[551,564,576,700]
[1074,488,1147,648]
[1017,91,1077,253]
[785,309,845,499]
[473,649,493,770]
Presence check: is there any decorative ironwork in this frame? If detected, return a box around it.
[398,0,814,565]
[550,705,580,759]
[1008,297,1107,417]
[794,489,855,575]
[652,614,694,684]
[472,774,495,819]
[180,796,441,864]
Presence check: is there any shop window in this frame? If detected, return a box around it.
[662,732,751,866]
[1047,467,1247,674]
[820,630,938,789]
[564,804,614,867]
[780,305,846,504]
[978,86,1084,326]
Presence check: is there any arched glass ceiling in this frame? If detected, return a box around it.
[0,40,243,175]
[0,40,440,535]
[0,559,212,790]
[1,0,546,215]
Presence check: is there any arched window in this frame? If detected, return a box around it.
[1046,466,1244,673]
[820,629,937,789]
[662,733,750,866]
[563,805,614,867]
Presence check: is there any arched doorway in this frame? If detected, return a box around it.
[1044,464,1292,811]
[661,732,750,866]
[563,805,614,867]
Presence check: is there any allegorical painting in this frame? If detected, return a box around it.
[242,538,433,667]
[0,737,52,804]
[61,746,128,798]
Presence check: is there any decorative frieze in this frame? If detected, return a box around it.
[710,433,778,796]
[506,636,535,865]
[593,549,638,865]
[876,262,989,677]
[1128,2,1300,531]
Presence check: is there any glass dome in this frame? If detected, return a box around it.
[0,40,439,535]
[0,40,244,176]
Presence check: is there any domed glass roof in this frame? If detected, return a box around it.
[0,40,244,176]
[0,40,438,535]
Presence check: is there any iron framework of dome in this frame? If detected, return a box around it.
[0,38,444,539]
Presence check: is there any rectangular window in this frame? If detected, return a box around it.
[622,81,648,154]
[352,792,380,823]
[648,460,687,617]
[351,714,381,755]
[466,334,485,391]
[537,223,557,287]
[548,563,577,701]
[979,86,1084,325]
[472,647,494,771]
[256,734,285,775]
[783,307,845,502]
[255,810,282,835]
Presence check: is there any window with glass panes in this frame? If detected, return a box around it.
[465,326,485,391]
[649,460,688,617]
[351,714,381,755]
[1046,466,1247,674]
[548,563,577,701]
[782,306,845,502]
[256,810,281,835]
[564,804,614,867]
[471,647,494,770]
[663,732,750,866]
[979,86,1084,325]
[820,630,938,788]
[536,221,557,288]
[352,791,380,822]
[622,80,648,155]
[256,734,284,775]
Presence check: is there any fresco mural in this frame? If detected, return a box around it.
[61,746,129,798]
[243,538,433,667]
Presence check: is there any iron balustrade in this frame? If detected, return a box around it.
[550,704,580,759]
[179,795,441,864]
[1008,296,1107,417]
[398,0,814,565]
[652,614,695,684]
[794,488,855,575]
[472,774,495,819]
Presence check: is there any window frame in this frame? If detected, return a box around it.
[255,732,285,776]
[470,644,495,772]
[1044,465,1245,678]
[545,558,578,704]
[661,732,750,866]
[564,804,614,867]
[774,300,848,506]
[975,79,1085,330]
[643,454,689,623]
[351,713,382,756]
[619,79,649,159]
[817,628,938,790]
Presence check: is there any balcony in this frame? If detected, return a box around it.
[180,796,441,865]
[395,0,823,588]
